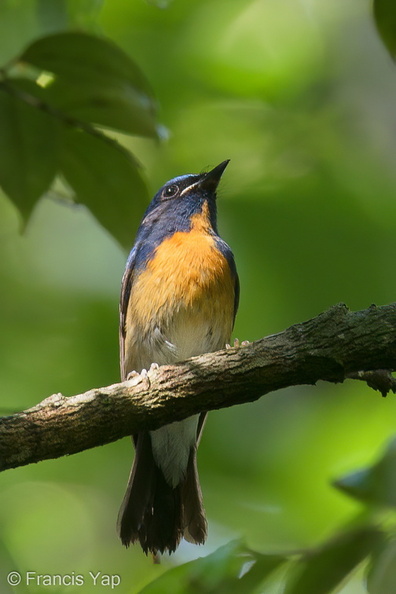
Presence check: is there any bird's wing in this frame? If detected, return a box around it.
[119,246,138,381]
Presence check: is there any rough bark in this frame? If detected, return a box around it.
[1,303,396,472]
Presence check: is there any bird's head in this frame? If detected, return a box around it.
[143,160,230,233]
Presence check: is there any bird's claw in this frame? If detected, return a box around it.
[226,338,250,349]
[126,363,160,389]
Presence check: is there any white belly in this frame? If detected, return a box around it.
[150,416,199,488]
[148,313,229,487]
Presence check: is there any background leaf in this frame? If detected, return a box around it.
[0,82,59,220]
[334,437,396,508]
[20,31,152,92]
[284,527,383,594]
[233,550,287,593]
[367,536,396,594]
[19,31,157,137]
[139,541,286,594]
[61,128,149,249]
[373,0,396,59]
[46,77,158,138]
[139,541,245,594]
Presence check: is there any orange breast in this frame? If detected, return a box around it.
[123,203,236,370]
[129,228,234,327]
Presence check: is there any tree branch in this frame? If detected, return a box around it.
[1,303,396,472]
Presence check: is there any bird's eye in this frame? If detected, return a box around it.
[162,184,179,199]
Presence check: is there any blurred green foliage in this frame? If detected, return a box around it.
[1,0,396,592]
[0,31,154,244]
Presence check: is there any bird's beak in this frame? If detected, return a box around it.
[199,160,230,191]
[180,160,230,196]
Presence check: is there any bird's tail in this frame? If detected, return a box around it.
[117,432,207,555]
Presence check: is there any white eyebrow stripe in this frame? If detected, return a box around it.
[180,181,200,196]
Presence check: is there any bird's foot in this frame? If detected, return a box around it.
[126,363,160,389]
[226,338,251,349]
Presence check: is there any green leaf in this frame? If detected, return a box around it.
[367,536,396,594]
[19,31,158,137]
[139,540,243,594]
[334,437,396,507]
[0,81,59,219]
[60,128,149,250]
[20,31,152,93]
[45,78,157,138]
[139,541,287,594]
[232,550,287,593]
[373,0,396,59]
[284,527,382,594]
